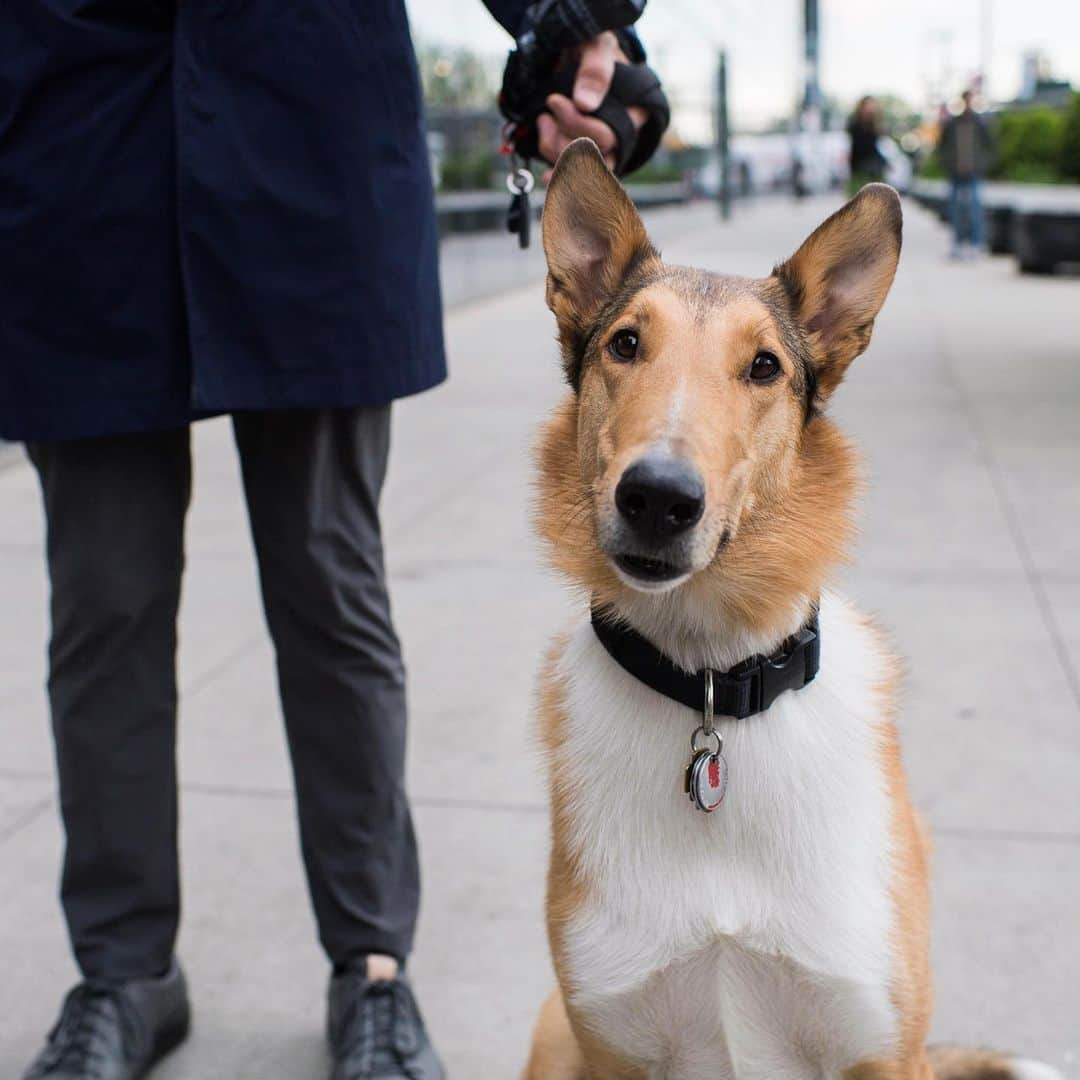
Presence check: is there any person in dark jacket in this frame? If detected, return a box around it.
[0,3,657,1078]
[846,95,887,195]
[938,89,996,257]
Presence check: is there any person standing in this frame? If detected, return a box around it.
[846,95,887,195]
[938,89,996,258]
[0,2,662,1078]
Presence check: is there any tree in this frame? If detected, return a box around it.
[871,93,922,136]
[993,108,1066,183]
[417,45,498,109]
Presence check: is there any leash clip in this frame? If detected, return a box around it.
[506,155,535,250]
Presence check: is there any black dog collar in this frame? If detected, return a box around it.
[590,607,820,720]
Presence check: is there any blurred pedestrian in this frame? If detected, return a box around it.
[938,89,996,258]
[0,3,661,1079]
[846,96,887,194]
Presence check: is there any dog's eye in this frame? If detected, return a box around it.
[609,330,639,362]
[748,351,781,382]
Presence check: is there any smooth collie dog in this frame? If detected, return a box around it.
[523,139,1061,1080]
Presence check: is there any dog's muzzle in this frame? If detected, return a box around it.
[607,453,704,586]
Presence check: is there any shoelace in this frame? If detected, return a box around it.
[338,979,423,1080]
[39,983,141,1078]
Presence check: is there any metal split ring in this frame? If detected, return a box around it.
[690,725,723,757]
[506,167,535,195]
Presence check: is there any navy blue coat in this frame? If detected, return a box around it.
[0,0,528,441]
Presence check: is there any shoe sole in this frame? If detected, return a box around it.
[141,1014,190,1078]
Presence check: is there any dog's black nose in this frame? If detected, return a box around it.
[615,456,705,541]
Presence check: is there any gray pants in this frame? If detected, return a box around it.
[27,407,419,980]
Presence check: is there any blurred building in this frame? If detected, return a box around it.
[1012,50,1073,109]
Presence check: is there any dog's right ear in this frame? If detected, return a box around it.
[542,139,656,383]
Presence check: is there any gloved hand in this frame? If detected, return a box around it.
[499,2,670,177]
[535,32,647,180]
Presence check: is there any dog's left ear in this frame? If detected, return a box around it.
[542,138,657,385]
[773,183,902,399]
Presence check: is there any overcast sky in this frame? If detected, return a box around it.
[405,0,1080,139]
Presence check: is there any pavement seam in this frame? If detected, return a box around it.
[851,567,1033,585]
[931,824,1080,847]
[411,795,546,814]
[0,767,53,781]
[181,632,267,698]
[915,268,1080,719]
[389,444,513,537]
[0,797,53,847]
[175,779,546,814]
[952,402,1080,714]
[6,771,1075,839]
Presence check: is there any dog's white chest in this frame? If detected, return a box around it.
[576,938,893,1080]
[552,592,900,1077]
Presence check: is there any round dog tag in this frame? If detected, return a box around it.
[688,749,728,813]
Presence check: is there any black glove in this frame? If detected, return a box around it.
[499,0,670,176]
[504,57,668,176]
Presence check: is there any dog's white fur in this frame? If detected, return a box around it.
[549,590,901,1078]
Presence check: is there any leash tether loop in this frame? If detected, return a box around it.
[505,167,535,196]
[690,726,722,757]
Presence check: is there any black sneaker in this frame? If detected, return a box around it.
[327,970,445,1080]
[23,961,190,1079]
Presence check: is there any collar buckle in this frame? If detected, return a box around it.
[753,621,820,714]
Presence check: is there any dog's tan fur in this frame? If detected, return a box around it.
[522,140,1037,1080]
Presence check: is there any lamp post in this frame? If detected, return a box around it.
[716,50,731,219]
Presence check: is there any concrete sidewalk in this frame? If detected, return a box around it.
[1,196,1078,1078]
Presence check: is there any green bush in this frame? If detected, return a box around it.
[916,154,946,179]
[1001,161,1063,184]
[627,160,685,185]
[438,150,496,191]
[993,107,1066,181]
[1060,92,1080,181]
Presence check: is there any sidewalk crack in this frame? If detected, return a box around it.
[916,272,1080,718]
[0,797,53,847]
